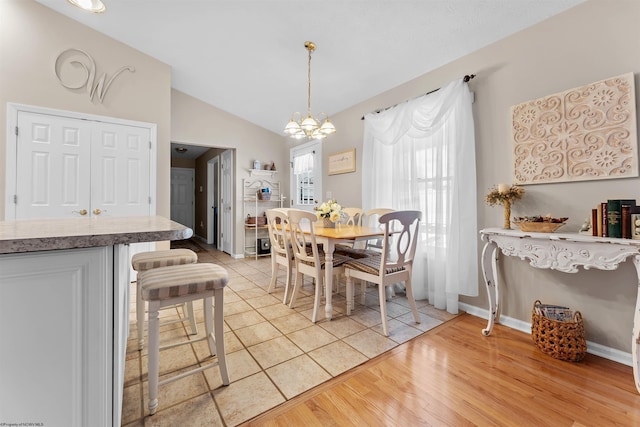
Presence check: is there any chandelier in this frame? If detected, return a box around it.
[284,41,336,140]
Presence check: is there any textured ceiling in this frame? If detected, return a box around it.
[35,0,585,135]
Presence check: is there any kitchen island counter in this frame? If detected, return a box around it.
[0,216,192,426]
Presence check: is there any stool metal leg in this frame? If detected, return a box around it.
[147,301,160,415]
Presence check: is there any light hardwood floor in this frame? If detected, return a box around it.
[243,314,640,426]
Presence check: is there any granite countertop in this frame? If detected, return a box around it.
[0,216,193,254]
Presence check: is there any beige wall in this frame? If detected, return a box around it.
[171,90,289,255]
[324,0,640,352]
[0,0,172,220]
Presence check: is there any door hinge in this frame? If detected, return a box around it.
[15,126,18,136]
[13,194,17,204]
[149,141,152,149]
[148,196,152,204]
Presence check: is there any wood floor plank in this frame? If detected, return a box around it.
[243,314,640,426]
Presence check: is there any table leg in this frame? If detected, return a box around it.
[325,240,335,321]
[481,240,499,336]
[632,255,640,394]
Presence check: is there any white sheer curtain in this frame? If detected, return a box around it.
[362,78,477,314]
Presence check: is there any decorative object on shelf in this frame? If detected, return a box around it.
[258,187,271,200]
[271,162,276,171]
[512,215,568,233]
[512,72,637,185]
[253,160,261,170]
[531,300,586,362]
[485,183,525,229]
[315,199,342,227]
[283,41,336,140]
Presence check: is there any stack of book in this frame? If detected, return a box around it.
[534,303,574,322]
[591,199,638,238]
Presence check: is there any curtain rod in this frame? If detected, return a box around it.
[360,74,476,120]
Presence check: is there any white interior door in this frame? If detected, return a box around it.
[91,122,151,217]
[170,167,195,230]
[290,140,322,212]
[15,111,92,219]
[11,109,152,219]
[221,149,233,254]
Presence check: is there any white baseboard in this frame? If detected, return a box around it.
[459,302,632,367]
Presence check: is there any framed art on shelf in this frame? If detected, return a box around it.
[328,148,356,175]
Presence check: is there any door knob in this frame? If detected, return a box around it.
[93,209,102,215]
[73,209,88,216]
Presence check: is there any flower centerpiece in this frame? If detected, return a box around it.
[315,199,342,228]
[485,183,525,229]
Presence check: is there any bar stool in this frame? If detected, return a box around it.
[138,262,230,415]
[131,249,198,350]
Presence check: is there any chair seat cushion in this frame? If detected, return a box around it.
[299,253,352,269]
[344,255,405,276]
[335,245,379,259]
[132,248,198,272]
[139,263,228,301]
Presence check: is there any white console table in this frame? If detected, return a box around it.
[480,227,640,394]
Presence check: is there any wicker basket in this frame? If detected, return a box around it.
[531,300,586,362]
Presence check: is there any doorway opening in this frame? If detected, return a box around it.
[170,142,234,254]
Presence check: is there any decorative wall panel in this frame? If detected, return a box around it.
[511,72,637,184]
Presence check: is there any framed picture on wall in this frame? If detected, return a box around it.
[328,148,356,175]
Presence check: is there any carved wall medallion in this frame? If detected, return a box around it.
[55,48,135,104]
[511,72,637,185]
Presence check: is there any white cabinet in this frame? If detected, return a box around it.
[243,174,284,259]
[0,245,129,426]
[7,106,154,220]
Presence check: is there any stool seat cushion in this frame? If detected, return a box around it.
[132,249,197,272]
[139,263,229,301]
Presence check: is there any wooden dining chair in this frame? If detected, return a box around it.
[266,208,295,304]
[287,209,351,322]
[344,210,422,336]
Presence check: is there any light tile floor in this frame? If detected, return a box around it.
[122,240,457,426]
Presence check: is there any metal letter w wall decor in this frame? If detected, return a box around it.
[55,48,135,104]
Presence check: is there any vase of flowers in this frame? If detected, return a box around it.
[315,199,342,228]
[485,183,525,229]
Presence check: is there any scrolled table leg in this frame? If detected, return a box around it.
[481,240,499,336]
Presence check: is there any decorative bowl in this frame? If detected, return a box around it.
[512,216,568,233]
[513,221,566,233]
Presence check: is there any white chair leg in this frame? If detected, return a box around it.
[147,302,160,415]
[185,302,198,335]
[360,280,367,305]
[136,282,145,350]
[311,275,323,323]
[267,253,277,294]
[288,270,304,309]
[379,284,389,336]
[345,274,353,315]
[405,278,421,324]
[283,263,293,305]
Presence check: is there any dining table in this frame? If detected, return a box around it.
[304,223,385,320]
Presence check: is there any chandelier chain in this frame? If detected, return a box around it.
[307,46,312,116]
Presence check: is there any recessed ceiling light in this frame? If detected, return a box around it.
[67,0,106,13]
[175,147,188,153]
